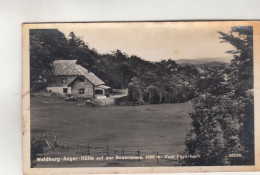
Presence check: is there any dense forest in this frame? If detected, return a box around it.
[30,29,201,103]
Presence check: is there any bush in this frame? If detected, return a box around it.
[114,96,132,106]
[31,137,44,167]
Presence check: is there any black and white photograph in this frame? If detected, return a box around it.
[22,21,260,173]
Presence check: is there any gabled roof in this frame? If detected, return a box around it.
[52,60,104,86]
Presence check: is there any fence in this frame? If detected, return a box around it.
[36,133,181,164]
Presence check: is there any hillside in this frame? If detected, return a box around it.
[175,57,231,65]
[175,58,230,73]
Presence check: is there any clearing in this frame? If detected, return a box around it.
[30,95,193,167]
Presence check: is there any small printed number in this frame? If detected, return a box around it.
[228,154,242,157]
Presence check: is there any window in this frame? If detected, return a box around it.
[78,77,84,82]
[79,88,85,94]
[62,78,67,83]
[63,88,68,93]
[95,89,103,95]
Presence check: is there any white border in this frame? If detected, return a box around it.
[1,0,260,175]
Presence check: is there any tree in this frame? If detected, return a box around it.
[185,26,254,165]
[30,29,69,87]
[128,76,145,104]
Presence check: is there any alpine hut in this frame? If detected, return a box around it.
[46,60,110,98]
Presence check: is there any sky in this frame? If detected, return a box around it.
[57,22,248,63]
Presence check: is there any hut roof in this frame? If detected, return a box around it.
[52,60,104,86]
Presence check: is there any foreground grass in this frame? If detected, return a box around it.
[31,95,193,167]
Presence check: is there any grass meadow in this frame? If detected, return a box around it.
[31,95,193,167]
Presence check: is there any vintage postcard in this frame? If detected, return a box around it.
[23,21,260,174]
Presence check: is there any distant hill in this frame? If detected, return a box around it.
[175,57,231,73]
[175,57,231,65]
